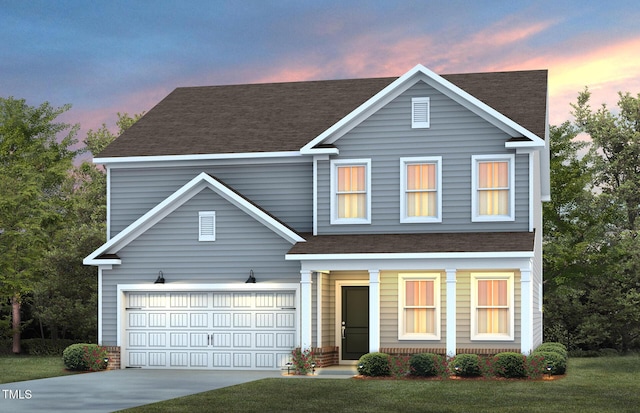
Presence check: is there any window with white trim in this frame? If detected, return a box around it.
[470,272,514,341]
[472,154,515,221]
[412,97,430,128]
[330,159,371,224]
[398,273,440,340]
[400,157,442,223]
[198,211,216,241]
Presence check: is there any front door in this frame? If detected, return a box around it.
[341,286,369,360]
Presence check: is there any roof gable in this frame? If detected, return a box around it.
[83,173,304,265]
[95,65,547,160]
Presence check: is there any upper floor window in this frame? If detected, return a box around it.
[400,157,442,223]
[398,273,440,340]
[472,154,515,222]
[471,272,514,341]
[330,159,371,224]
[198,211,216,241]
[412,97,430,128]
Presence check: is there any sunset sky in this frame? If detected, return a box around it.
[2,0,639,147]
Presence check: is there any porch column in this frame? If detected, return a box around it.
[520,267,533,354]
[300,270,313,351]
[445,268,457,357]
[368,269,380,353]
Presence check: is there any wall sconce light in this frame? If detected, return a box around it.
[245,269,256,283]
[154,271,165,284]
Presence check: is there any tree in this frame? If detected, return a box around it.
[30,112,142,342]
[0,97,78,353]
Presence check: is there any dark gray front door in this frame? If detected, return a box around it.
[341,286,369,360]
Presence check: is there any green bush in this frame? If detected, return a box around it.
[62,343,108,371]
[23,339,78,356]
[450,354,481,377]
[533,351,567,375]
[493,352,526,378]
[357,352,390,377]
[535,342,568,359]
[409,353,446,377]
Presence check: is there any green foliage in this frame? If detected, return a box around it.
[22,339,78,356]
[357,352,391,377]
[62,343,108,371]
[532,351,567,375]
[535,342,568,359]
[409,353,446,377]
[450,354,481,377]
[290,348,316,374]
[492,352,526,378]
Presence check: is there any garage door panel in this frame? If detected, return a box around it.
[125,291,296,370]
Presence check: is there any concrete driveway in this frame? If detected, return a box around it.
[0,368,282,412]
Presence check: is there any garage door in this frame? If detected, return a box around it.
[124,291,296,369]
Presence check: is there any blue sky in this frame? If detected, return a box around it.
[2,0,640,142]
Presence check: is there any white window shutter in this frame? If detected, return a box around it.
[199,211,216,241]
[412,97,430,128]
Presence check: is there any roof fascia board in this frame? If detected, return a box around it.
[84,173,304,265]
[286,251,534,261]
[94,151,305,166]
[301,64,545,153]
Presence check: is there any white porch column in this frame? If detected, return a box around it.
[316,272,323,348]
[300,270,313,351]
[368,269,380,353]
[445,269,457,357]
[520,267,533,354]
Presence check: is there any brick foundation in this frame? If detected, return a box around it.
[103,346,121,370]
[312,346,339,367]
[381,347,520,357]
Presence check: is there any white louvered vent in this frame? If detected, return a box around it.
[199,211,216,241]
[412,97,430,128]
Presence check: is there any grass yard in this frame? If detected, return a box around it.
[0,355,76,384]
[119,356,640,413]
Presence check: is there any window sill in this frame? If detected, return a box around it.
[471,215,515,223]
[331,218,371,225]
[398,334,441,341]
[471,334,514,341]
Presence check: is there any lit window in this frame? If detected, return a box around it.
[472,155,514,221]
[399,274,440,340]
[330,159,371,224]
[471,273,514,340]
[400,157,442,223]
[198,211,216,241]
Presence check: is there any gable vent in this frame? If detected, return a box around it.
[199,211,216,241]
[412,97,430,128]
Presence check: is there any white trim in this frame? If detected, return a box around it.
[330,159,372,225]
[445,269,457,357]
[529,152,534,232]
[471,154,516,222]
[335,279,369,364]
[313,156,319,235]
[300,270,313,351]
[300,64,544,154]
[94,151,305,166]
[369,270,380,353]
[316,272,323,348]
[470,272,515,341]
[287,251,534,261]
[397,273,441,340]
[97,266,110,345]
[411,97,430,128]
[84,172,305,265]
[106,166,112,240]
[198,211,216,241]
[400,156,442,223]
[520,268,533,354]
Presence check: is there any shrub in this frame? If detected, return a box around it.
[389,355,411,378]
[290,348,316,374]
[532,351,567,375]
[63,343,108,371]
[493,352,526,378]
[535,342,568,359]
[450,354,481,377]
[357,352,390,377]
[409,353,446,377]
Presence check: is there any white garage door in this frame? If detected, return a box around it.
[124,291,296,369]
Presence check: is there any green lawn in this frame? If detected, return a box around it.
[120,356,640,413]
[0,355,76,384]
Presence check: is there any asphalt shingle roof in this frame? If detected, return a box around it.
[97,69,547,158]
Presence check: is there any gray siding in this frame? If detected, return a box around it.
[109,161,312,236]
[317,81,530,234]
[101,188,301,345]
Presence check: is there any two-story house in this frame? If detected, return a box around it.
[84,64,550,370]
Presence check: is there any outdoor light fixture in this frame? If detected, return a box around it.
[286,361,293,375]
[245,269,256,283]
[546,365,553,377]
[311,362,316,374]
[154,271,165,284]
[454,365,460,375]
